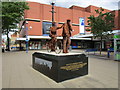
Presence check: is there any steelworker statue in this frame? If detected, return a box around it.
[49,22,62,51]
[62,19,73,53]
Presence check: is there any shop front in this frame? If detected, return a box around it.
[16,36,93,51]
[71,40,94,49]
[29,39,42,50]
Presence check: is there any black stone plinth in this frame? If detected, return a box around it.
[32,52,88,82]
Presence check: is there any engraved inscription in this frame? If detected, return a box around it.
[60,62,87,71]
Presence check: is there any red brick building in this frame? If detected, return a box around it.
[18,1,120,50]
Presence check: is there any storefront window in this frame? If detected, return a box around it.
[29,41,41,50]
[116,40,120,52]
[42,22,52,36]
[41,39,47,49]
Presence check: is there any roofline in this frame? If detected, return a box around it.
[27,1,112,11]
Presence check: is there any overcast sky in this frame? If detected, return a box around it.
[27,0,120,10]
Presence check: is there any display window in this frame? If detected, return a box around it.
[42,22,52,36]
[29,41,41,50]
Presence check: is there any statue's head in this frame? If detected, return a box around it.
[52,22,56,26]
[67,19,71,23]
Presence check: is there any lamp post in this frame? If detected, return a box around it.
[25,21,32,53]
[50,0,56,26]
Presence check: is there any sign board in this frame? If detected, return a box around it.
[35,57,52,69]
[43,22,52,35]
[114,33,120,60]
[79,17,85,34]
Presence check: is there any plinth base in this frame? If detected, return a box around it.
[32,52,88,82]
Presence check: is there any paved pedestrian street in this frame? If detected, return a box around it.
[2,50,119,88]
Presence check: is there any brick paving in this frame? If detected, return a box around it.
[2,50,119,88]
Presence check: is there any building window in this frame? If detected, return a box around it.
[42,22,52,36]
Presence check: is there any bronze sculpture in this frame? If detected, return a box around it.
[49,22,62,51]
[49,20,73,53]
[62,19,73,53]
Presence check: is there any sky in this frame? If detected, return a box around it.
[2,0,120,40]
[27,0,120,10]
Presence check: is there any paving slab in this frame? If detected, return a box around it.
[2,50,119,88]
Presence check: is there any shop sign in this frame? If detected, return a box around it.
[79,17,85,34]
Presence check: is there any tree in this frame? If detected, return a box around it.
[1,2,29,51]
[87,7,114,55]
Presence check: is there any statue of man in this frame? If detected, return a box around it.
[49,22,62,51]
[62,19,73,53]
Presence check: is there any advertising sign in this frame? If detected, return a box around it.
[43,22,52,35]
[114,33,120,60]
[79,17,85,34]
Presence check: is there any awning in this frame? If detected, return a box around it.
[74,30,120,38]
[27,36,91,40]
[16,38,28,41]
[75,34,93,38]
[16,35,92,41]
[25,18,41,22]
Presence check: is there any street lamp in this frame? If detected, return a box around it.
[25,21,32,53]
[50,0,56,26]
[30,26,32,29]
